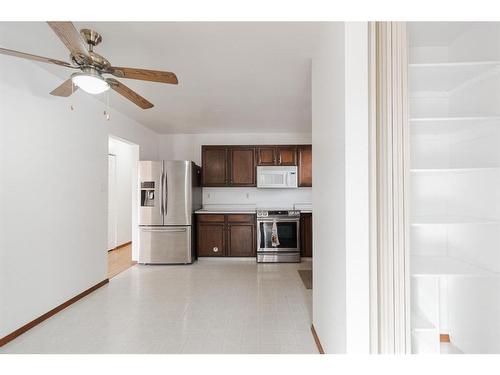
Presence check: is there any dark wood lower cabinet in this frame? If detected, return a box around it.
[196,214,256,257]
[227,223,255,257]
[300,213,313,257]
[197,222,225,257]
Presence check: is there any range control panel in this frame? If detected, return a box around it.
[256,210,300,217]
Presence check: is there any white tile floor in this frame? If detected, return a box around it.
[0,258,317,354]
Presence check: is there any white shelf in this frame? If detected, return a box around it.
[409,116,500,135]
[411,255,499,277]
[411,216,500,225]
[440,342,464,354]
[412,309,437,331]
[411,167,500,173]
[410,116,500,124]
[409,61,500,92]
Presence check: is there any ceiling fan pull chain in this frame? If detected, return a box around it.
[104,90,110,121]
[70,82,75,111]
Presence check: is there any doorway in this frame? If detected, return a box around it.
[108,154,117,250]
[107,136,140,278]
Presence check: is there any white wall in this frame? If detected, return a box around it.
[107,114,158,161]
[344,22,370,353]
[311,22,370,353]
[0,57,158,338]
[202,187,312,208]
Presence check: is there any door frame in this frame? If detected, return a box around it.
[107,153,118,251]
[368,21,411,354]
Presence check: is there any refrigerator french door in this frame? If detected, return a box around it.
[139,160,201,264]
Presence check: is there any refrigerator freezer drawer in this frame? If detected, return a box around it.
[139,226,193,264]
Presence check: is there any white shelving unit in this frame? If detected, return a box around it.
[409,61,500,92]
[411,216,500,225]
[411,255,498,277]
[409,22,500,354]
[410,167,500,173]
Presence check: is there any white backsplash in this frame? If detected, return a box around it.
[202,187,312,209]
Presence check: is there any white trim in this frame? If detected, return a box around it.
[370,21,411,354]
[368,21,379,355]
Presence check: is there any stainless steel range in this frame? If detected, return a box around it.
[256,209,301,263]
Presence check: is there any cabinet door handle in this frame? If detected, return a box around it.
[213,247,219,253]
[279,154,282,164]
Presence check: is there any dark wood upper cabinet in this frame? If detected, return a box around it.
[202,144,310,186]
[298,145,312,187]
[202,146,227,186]
[257,147,276,166]
[257,146,297,166]
[229,147,255,186]
[276,146,297,166]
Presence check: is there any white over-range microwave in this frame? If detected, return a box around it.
[256,166,298,188]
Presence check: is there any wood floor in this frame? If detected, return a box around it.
[107,244,136,279]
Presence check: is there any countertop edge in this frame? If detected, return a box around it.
[195,211,256,214]
[195,210,313,214]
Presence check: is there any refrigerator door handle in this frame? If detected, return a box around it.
[164,169,168,216]
[141,227,187,233]
[160,171,164,216]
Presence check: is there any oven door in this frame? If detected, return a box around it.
[257,218,299,252]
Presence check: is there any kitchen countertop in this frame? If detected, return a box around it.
[196,209,257,214]
[195,205,312,214]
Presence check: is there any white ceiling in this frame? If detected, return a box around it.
[0,22,323,134]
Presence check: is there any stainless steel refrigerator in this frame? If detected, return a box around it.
[139,160,202,264]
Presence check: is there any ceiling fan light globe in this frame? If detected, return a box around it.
[71,73,110,94]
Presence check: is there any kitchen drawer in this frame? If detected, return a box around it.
[227,214,255,223]
[197,214,225,223]
[139,226,192,264]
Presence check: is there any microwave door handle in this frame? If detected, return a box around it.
[286,172,290,187]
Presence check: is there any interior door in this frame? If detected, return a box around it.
[107,154,117,250]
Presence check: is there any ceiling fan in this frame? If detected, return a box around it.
[0,21,178,109]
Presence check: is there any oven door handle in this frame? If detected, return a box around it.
[257,219,299,223]
[257,222,261,251]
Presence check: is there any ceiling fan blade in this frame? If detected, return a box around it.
[107,78,154,109]
[47,21,89,62]
[108,66,178,84]
[0,47,74,68]
[50,79,78,97]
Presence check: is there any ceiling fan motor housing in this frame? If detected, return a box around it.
[80,29,102,47]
